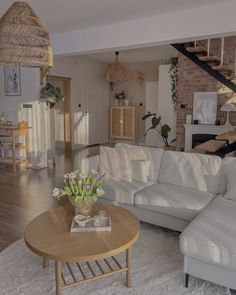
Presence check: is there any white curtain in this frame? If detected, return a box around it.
[18,101,54,169]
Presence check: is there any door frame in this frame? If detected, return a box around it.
[47,75,72,151]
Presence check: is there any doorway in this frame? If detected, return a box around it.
[46,75,72,151]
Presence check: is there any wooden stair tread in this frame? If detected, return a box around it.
[193,140,226,153]
[226,75,236,81]
[198,55,219,62]
[212,65,233,73]
[186,46,207,53]
[216,131,236,142]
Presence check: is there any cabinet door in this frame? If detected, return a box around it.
[111,108,122,137]
[123,108,134,138]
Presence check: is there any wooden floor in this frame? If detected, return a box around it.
[0,147,99,251]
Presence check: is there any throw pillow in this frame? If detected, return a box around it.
[131,160,150,182]
[99,146,132,182]
[115,143,164,181]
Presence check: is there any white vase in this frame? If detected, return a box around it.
[125,99,129,106]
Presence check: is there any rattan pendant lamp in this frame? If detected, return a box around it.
[105,51,143,83]
[0,1,53,69]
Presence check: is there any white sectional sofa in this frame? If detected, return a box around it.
[82,144,236,292]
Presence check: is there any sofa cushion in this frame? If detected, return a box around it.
[134,183,215,221]
[222,157,236,200]
[180,196,236,271]
[115,143,164,181]
[131,160,150,182]
[99,146,132,182]
[158,151,222,194]
[102,179,155,205]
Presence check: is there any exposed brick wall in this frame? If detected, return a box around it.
[176,37,236,150]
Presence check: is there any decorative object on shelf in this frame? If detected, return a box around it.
[125,99,130,106]
[0,112,8,125]
[142,112,175,147]
[105,51,143,84]
[52,170,104,216]
[40,83,64,108]
[115,90,126,106]
[0,1,53,71]
[186,114,192,124]
[4,65,21,96]
[168,57,178,111]
[18,121,28,128]
[193,92,217,124]
[220,103,236,126]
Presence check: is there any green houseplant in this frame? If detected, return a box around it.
[53,170,104,216]
[40,83,64,108]
[142,113,173,147]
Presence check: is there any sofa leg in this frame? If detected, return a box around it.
[184,273,190,288]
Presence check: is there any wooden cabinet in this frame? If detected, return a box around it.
[110,107,138,142]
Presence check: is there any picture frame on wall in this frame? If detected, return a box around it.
[193,92,217,124]
[4,65,21,96]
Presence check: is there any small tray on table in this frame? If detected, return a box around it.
[70,217,111,232]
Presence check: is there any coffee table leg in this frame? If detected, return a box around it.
[55,261,62,295]
[43,257,49,268]
[126,247,132,288]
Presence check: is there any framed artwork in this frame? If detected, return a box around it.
[4,65,21,96]
[193,92,217,124]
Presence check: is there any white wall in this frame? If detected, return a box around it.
[0,67,53,168]
[51,57,109,148]
[52,1,236,56]
[0,67,40,121]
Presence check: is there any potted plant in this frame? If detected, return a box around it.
[142,112,175,148]
[52,170,104,216]
[40,83,64,109]
[114,90,126,106]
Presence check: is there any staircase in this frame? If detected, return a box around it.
[172,38,236,93]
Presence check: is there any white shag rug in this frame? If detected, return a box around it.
[0,224,230,295]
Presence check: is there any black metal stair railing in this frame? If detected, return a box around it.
[171,43,236,93]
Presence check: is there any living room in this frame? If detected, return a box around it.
[1,1,236,295]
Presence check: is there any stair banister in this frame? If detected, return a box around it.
[207,39,210,56]
[221,37,224,66]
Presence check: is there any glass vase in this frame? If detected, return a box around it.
[69,197,96,217]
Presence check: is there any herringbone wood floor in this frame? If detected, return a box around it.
[0,147,99,251]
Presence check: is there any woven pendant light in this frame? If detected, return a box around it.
[105,52,143,83]
[0,1,53,68]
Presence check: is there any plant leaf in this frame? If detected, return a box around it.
[142,113,156,120]
[152,116,161,128]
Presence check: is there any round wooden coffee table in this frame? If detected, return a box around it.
[25,203,140,295]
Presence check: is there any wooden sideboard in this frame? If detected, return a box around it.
[110,106,138,143]
[0,126,31,170]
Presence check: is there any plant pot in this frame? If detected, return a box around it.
[163,145,176,151]
[69,197,97,216]
[47,102,56,109]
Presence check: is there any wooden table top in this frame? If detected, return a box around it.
[25,204,140,262]
[193,139,226,153]
[216,130,236,141]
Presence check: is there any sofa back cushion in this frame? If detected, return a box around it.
[158,151,222,193]
[99,146,132,182]
[222,157,236,200]
[115,143,164,181]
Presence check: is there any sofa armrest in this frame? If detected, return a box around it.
[80,155,99,173]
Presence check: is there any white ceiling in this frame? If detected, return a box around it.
[79,45,177,64]
[0,0,228,33]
